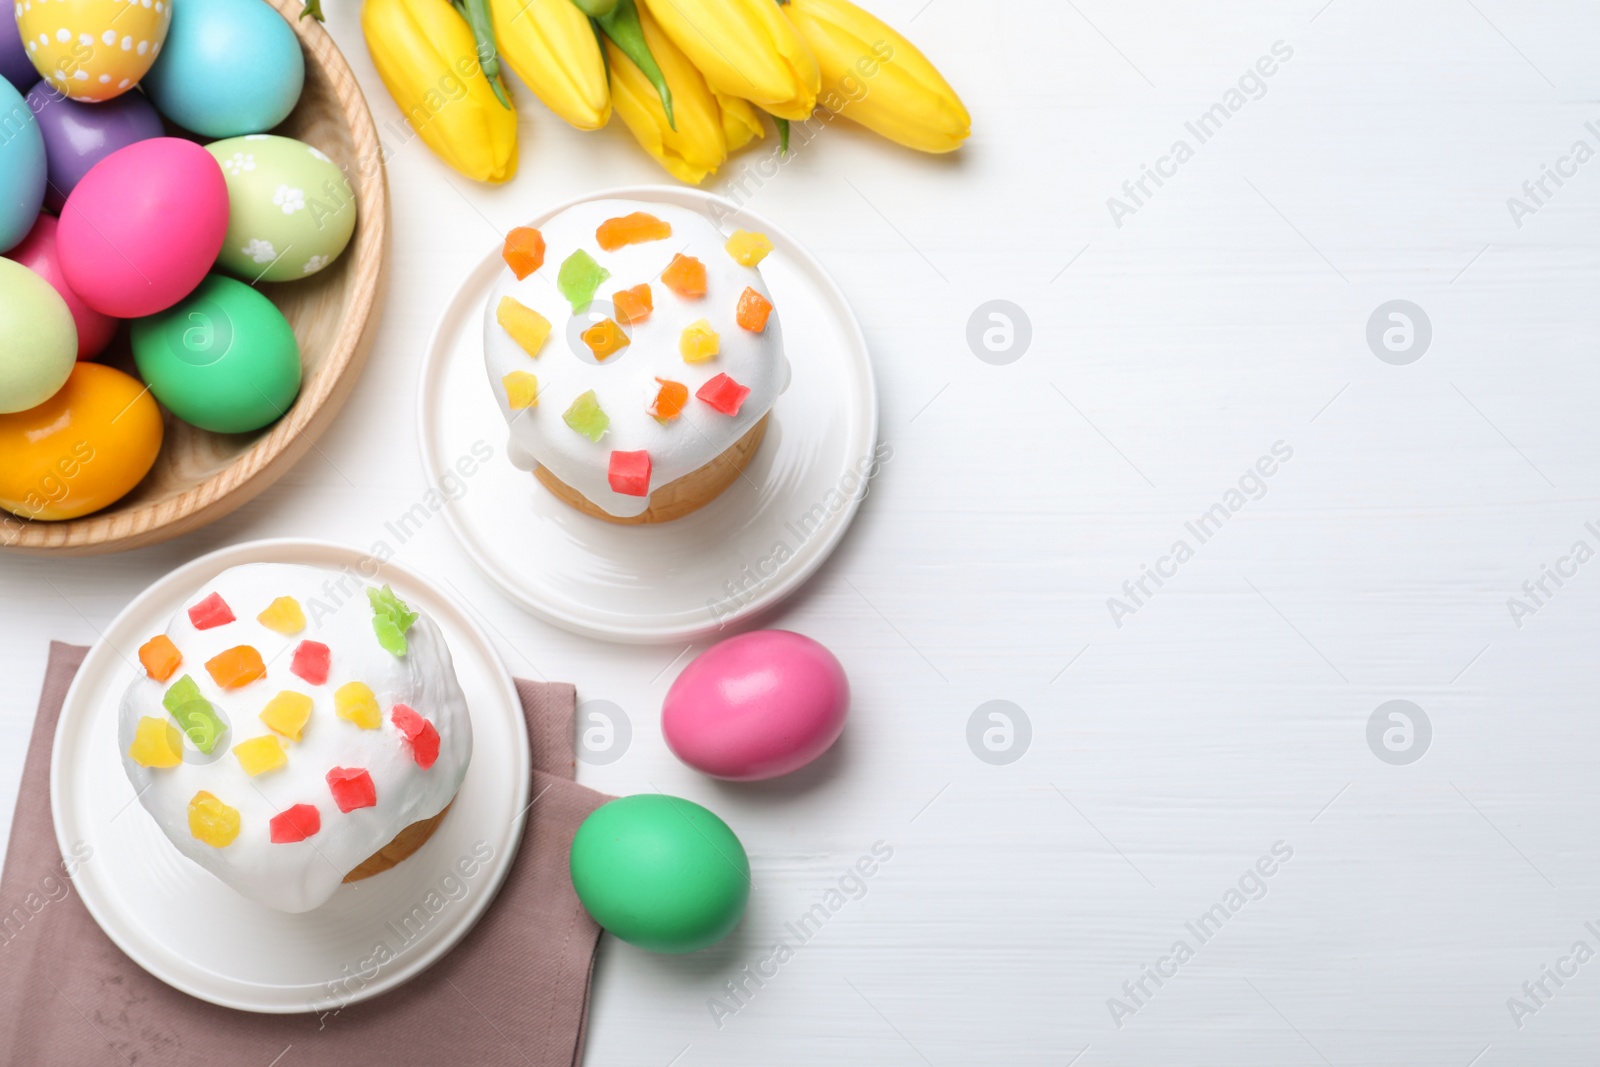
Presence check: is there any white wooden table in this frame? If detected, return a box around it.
[6,0,1600,1062]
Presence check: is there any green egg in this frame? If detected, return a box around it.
[206,134,357,283]
[569,794,750,954]
[131,275,301,434]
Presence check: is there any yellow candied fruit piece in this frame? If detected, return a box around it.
[724,229,774,267]
[503,370,539,410]
[260,691,313,741]
[334,681,381,730]
[188,791,241,848]
[233,734,288,776]
[581,317,630,361]
[679,319,720,363]
[496,296,552,358]
[128,716,183,768]
[256,596,306,635]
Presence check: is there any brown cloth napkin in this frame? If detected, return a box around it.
[0,641,613,1067]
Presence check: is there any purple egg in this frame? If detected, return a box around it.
[27,84,165,211]
[0,14,34,93]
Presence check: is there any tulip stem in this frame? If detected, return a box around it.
[594,0,675,130]
[456,0,512,109]
[774,116,789,154]
[300,0,323,19]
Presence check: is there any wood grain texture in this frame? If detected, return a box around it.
[1,0,390,556]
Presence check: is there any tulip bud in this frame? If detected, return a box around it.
[637,0,820,121]
[606,2,727,184]
[491,0,611,130]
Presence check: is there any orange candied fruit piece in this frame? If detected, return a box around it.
[736,286,773,332]
[660,253,707,298]
[205,645,267,690]
[650,377,689,421]
[138,634,183,682]
[502,227,546,280]
[581,317,630,360]
[612,283,653,325]
[595,211,672,252]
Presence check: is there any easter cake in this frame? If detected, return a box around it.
[482,199,790,524]
[118,563,471,913]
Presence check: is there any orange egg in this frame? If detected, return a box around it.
[0,362,163,521]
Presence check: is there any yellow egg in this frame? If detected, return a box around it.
[18,0,172,102]
[0,362,164,521]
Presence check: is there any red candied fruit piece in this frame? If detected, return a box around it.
[187,592,235,630]
[390,704,441,770]
[608,450,652,497]
[696,373,751,416]
[735,286,773,332]
[326,767,377,813]
[502,227,546,280]
[290,641,331,686]
[660,253,706,297]
[269,804,322,843]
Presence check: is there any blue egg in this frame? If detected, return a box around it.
[0,78,45,254]
[141,0,304,138]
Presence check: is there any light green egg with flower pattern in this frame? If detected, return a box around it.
[205,134,356,283]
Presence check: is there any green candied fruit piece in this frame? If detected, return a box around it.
[562,390,610,442]
[557,249,610,312]
[367,583,420,657]
[161,674,226,754]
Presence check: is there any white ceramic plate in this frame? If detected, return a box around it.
[418,185,879,644]
[50,539,529,1014]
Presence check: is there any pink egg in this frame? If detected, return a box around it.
[4,215,118,360]
[662,631,849,781]
[57,138,228,319]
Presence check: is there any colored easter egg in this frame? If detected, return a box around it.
[5,214,118,359]
[207,135,357,282]
[0,78,45,253]
[569,794,749,954]
[58,138,228,318]
[0,257,76,412]
[663,631,849,781]
[17,0,170,102]
[0,7,35,91]
[0,362,162,520]
[141,0,303,138]
[131,274,301,433]
[28,83,164,211]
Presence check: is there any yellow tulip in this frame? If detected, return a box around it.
[606,4,727,185]
[637,0,819,121]
[362,0,518,182]
[783,0,969,153]
[716,94,765,153]
[491,0,610,131]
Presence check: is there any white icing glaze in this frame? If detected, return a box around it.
[482,199,790,518]
[117,563,473,914]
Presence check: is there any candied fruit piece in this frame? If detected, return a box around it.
[291,641,330,686]
[608,450,652,497]
[128,716,183,768]
[391,704,441,770]
[725,229,774,267]
[368,585,419,657]
[696,373,752,416]
[256,596,306,635]
[187,592,235,630]
[502,226,546,279]
[660,253,706,297]
[335,681,382,730]
[649,378,689,421]
[557,249,610,312]
[233,734,287,776]
[162,675,226,754]
[270,803,322,843]
[503,371,539,410]
[596,211,672,251]
[496,296,551,358]
[205,645,266,690]
[581,317,630,361]
[563,390,609,442]
[260,691,313,741]
[679,319,720,363]
[326,767,377,813]
[188,791,240,848]
[736,287,773,332]
[612,283,653,325]
[138,634,182,682]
